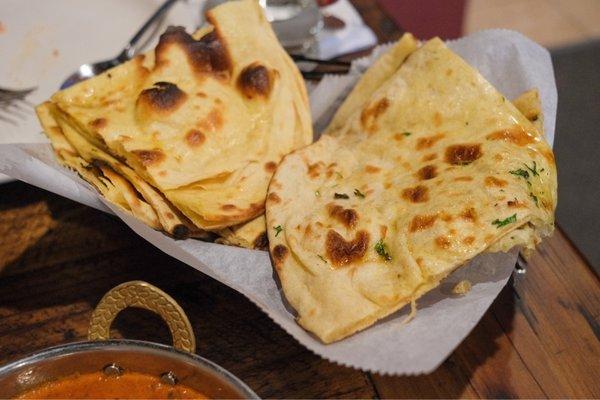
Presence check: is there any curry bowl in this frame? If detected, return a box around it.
[0,281,258,399]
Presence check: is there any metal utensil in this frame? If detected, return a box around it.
[0,86,36,126]
[60,0,178,89]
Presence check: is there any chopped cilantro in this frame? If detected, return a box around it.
[510,162,539,180]
[273,225,283,237]
[375,239,392,261]
[318,255,328,263]
[525,161,539,177]
[530,192,539,206]
[334,193,349,199]
[491,214,517,228]
[509,168,529,179]
[403,132,412,137]
[354,189,365,198]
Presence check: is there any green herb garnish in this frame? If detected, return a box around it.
[354,189,365,198]
[318,255,328,263]
[491,214,517,228]
[273,225,283,237]
[510,162,539,180]
[315,190,321,197]
[402,132,412,137]
[530,192,539,206]
[509,168,529,179]
[375,239,392,261]
[525,161,539,177]
[334,193,349,199]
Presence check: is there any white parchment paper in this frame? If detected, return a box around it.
[0,29,557,375]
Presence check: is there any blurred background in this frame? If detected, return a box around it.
[374,0,600,271]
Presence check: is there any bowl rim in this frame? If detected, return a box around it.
[0,339,259,399]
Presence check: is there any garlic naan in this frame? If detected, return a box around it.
[266,35,557,343]
[37,0,311,237]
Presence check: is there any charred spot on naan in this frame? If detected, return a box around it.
[155,27,231,76]
[409,214,437,232]
[307,162,324,179]
[421,153,437,162]
[137,82,188,114]
[463,236,476,245]
[197,108,224,132]
[445,144,482,165]
[416,165,437,180]
[253,231,269,250]
[365,165,381,173]
[327,203,359,229]
[402,185,429,203]
[435,236,451,249]
[89,118,107,129]
[132,149,166,166]
[185,129,206,147]
[272,244,289,269]
[264,161,277,173]
[485,176,507,187]
[218,201,264,222]
[486,126,536,146]
[325,230,369,267]
[360,97,389,133]
[416,133,445,151]
[237,63,273,99]
[267,192,281,204]
[460,207,477,222]
[507,199,527,208]
[172,224,191,240]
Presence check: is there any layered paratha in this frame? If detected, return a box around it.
[266,35,557,343]
[37,0,311,239]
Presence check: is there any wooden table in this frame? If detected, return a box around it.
[1,2,599,398]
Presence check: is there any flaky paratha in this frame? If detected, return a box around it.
[216,215,268,250]
[266,35,557,343]
[37,0,312,237]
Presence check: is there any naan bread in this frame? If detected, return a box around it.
[216,215,268,250]
[266,35,557,343]
[37,0,311,237]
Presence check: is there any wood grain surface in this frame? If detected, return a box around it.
[0,2,599,398]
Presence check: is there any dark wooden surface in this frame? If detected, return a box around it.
[1,2,599,398]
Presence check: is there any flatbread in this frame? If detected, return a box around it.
[38,0,312,235]
[266,35,557,343]
[216,215,268,250]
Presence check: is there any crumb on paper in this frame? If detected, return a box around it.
[52,49,59,57]
[401,300,417,324]
[452,280,472,295]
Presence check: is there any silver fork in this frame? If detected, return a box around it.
[0,87,36,126]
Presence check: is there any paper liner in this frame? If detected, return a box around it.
[0,29,557,374]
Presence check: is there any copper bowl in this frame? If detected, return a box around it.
[0,281,258,399]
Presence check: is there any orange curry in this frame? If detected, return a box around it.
[16,371,208,399]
